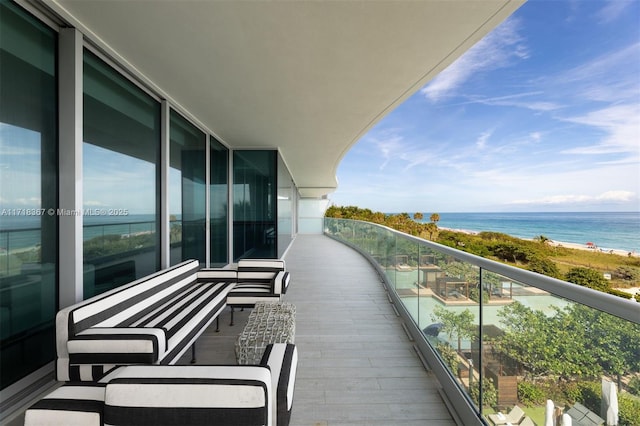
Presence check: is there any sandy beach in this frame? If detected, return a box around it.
[440,226,638,258]
[546,240,637,258]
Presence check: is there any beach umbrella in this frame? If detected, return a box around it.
[601,378,619,425]
[423,322,444,337]
[561,413,572,426]
[544,399,555,426]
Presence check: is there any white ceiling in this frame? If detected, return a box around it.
[47,0,523,197]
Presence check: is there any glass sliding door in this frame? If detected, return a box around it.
[83,50,160,298]
[233,150,276,261]
[169,110,206,265]
[210,138,228,266]
[0,0,58,390]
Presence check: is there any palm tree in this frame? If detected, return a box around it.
[430,213,440,224]
[425,222,438,240]
[535,234,550,245]
[414,212,424,221]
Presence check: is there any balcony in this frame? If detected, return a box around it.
[323,219,640,426]
[5,226,639,425]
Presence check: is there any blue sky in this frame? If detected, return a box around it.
[330,0,640,213]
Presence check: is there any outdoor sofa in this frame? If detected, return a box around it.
[27,258,297,425]
[204,259,291,325]
[25,343,298,426]
[56,259,235,382]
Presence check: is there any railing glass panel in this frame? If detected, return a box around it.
[325,218,640,426]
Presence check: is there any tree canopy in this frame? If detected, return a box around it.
[494,302,640,380]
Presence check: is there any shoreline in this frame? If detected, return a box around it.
[546,240,637,258]
[440,227,639,258]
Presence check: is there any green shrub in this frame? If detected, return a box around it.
[563,381,582,403]
[628,376,640,396]
[527,255,561,278]
[565,267,611,292]
[613,266,640,282]
[608,288,634,300]
[575,381,601,413]
[518,380,546,406]
[435,342,458,372]
[470,378,497,409]
[619,393,640,426]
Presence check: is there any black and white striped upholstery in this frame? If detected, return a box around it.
[226,260,290,324]
[102,365,272,426]
[26,344,297,426]
[56,260,235,381]
[261,343,298,426]
[24,382,106,426]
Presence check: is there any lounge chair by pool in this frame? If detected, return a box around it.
[488,405,526,425]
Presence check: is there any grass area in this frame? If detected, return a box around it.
[484,404,549,426]
[550,246,639,277]
[522,405,546,426]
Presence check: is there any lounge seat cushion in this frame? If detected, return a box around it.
[68,327,168,365]
[24,383,106,426]
[101,365,272,426]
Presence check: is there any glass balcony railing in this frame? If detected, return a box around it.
[325,218,640,426]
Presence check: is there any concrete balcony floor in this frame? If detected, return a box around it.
[194,234,456,425]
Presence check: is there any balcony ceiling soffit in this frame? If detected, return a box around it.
[49,0,523,198]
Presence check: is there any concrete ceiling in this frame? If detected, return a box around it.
[47,0,523,197]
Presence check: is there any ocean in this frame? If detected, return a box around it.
[413,212,640,254]
[2,211,639,254]
[0,214,159,251]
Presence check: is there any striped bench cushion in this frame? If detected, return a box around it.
[237,260,285,283]
[68,327,167,365]
[69,260,201,335]
[24,383,106,426]
[102,365,272,426]
[57,261,201,380]
[65,281,233,376]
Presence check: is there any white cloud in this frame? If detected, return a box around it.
[476,131,492,150]
[373,135,404,170]
[509,190,636,206]
[553,42,640,103]
[560,104,640,157]
[469,92,564,112]
[84,200,108,207]
[15,197,41,206]
[596,0,633,24]
[420,18,528,102]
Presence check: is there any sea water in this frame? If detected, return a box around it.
[414,212,640,254]
[3,211,639,253]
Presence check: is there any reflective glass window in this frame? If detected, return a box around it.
[169,110,206,265]
[0,0,57,390]
[210,138,228,266]
[83,50,160,298]
[233,150,276,260]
